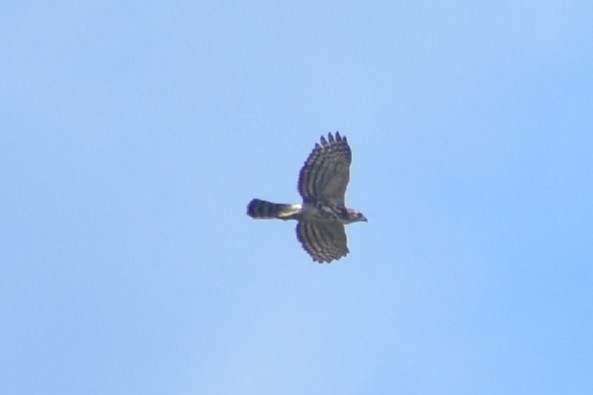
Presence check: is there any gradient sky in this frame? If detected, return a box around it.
[2,1,592,394]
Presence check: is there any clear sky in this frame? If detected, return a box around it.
[1,1,592,394]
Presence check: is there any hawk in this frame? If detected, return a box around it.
[247,132,367,263]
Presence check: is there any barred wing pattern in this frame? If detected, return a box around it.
[296,222,349,263]
[298,132,351,207]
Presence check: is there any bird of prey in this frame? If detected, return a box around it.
[247,132,366,263]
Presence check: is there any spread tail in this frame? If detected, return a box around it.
[247,199,301,220]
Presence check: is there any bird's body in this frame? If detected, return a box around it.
[247,132,366,263]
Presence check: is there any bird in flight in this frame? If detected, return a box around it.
[247,132,366,263]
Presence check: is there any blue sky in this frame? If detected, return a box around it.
[1,1,592,394]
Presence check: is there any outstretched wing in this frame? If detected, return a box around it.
[298,132,351,206]
[296,222,349,263]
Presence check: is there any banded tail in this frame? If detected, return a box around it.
[247,199,301,220]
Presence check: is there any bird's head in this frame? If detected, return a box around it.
[345,208,367,224]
